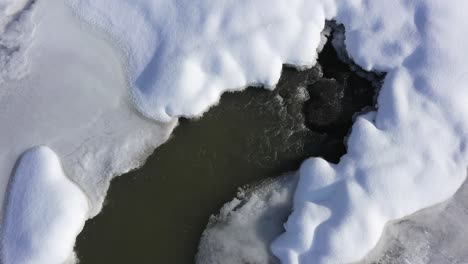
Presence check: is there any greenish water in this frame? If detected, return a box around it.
[76,31,378,264]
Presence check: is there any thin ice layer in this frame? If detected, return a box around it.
[0,0,176,222]
[69,0,468,263]
[196,175,297,264]
[0,0,175,262]
[0,0,34,84]
[360,172,468,264]
[1,146,88,264]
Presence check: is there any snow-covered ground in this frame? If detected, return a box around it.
[1,0,468,263]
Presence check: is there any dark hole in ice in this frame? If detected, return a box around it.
[75,21,384,264]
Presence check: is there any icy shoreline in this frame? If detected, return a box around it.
[1,0,468,263]
[0,0,175,262]
[199,170,468,264]
[67,0,468,263]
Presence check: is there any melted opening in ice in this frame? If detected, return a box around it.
[75,22,383,263]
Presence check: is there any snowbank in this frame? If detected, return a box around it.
[1,146,88,264]
[69,0,468,263]
[272,1,468,262]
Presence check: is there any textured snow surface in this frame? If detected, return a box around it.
[0,0,34,84]
[69,0,468,263]
[1,146,88,264]
[360,173,468,264]
[68,0,334,122]
[0,0,175,218]
[0,0,31,29]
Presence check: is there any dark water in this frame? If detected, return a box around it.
[76,26,381,264]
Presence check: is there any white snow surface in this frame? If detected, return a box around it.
[198,171,468,264]
[69,0,468,263]
[68,0,334,122]
[1,146,88,264]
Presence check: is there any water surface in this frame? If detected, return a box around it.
[76,29,379,263]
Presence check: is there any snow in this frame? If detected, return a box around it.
[1,146,88,264]
[1,0,467,263]
[0,0,33,84]
[0,0,175,262]
[197,171,468,264]
[0,0,31,29]
[67,0,333,122]
[70,0,468,263]
[360,172,468,264]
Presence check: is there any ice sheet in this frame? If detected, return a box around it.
[0,0,175,262]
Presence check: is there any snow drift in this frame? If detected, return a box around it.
[0,0,175,262]
[1,146,88,264]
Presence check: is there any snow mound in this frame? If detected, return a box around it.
[272,1,468,263]
[68,0,333,122]
[1,146,88,264]
[68,0,468,263]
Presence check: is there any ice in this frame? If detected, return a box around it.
[1,0,467,263]
[196,175,297,264]
[0,0,175,261]
[271,1,468,262]
[198,171,468,264]
[1,146,88,264]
